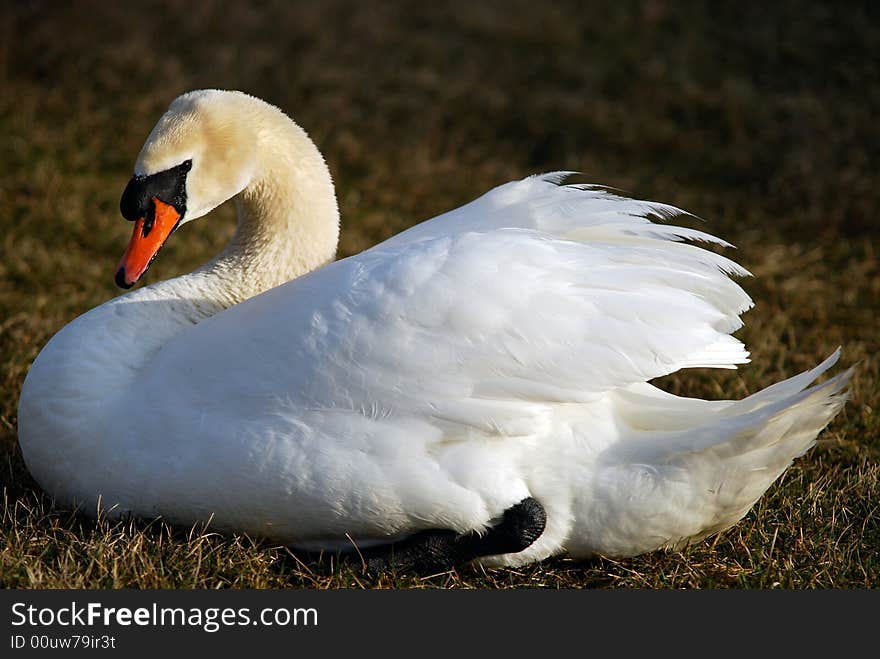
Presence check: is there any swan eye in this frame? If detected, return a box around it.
[120,159,191,222]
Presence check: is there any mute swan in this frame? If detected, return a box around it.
[17,90,851,571]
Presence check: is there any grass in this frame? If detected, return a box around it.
[1,0,877,588]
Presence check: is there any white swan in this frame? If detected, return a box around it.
[17,90,851,568]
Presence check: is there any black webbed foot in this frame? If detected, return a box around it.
[352,497,547,576]
[476,496,547,556]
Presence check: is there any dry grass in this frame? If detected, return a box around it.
[1,0,877,588]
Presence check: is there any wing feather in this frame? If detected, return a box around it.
[151,175,753,442]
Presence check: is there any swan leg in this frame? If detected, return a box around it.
[357,497,546,575]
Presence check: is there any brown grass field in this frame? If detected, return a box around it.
[1,1,877,588]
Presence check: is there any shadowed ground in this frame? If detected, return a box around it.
[0,0,877,588]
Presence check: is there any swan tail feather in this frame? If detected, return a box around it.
[666,361,852,546]
[582,353,851,557]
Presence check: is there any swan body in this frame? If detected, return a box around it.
[18,90,850,567]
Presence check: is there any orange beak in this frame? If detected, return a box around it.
[115,197,181,288]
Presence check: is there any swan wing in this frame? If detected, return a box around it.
[383,172,749,261]
[148,176,753,441]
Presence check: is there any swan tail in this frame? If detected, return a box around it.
[677,357,852,542]
[581,352,852,557]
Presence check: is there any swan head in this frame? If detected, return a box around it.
[116,90,260,288]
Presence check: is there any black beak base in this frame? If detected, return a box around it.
[120,159,191,222]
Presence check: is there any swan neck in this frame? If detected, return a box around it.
[201,117,339,305]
